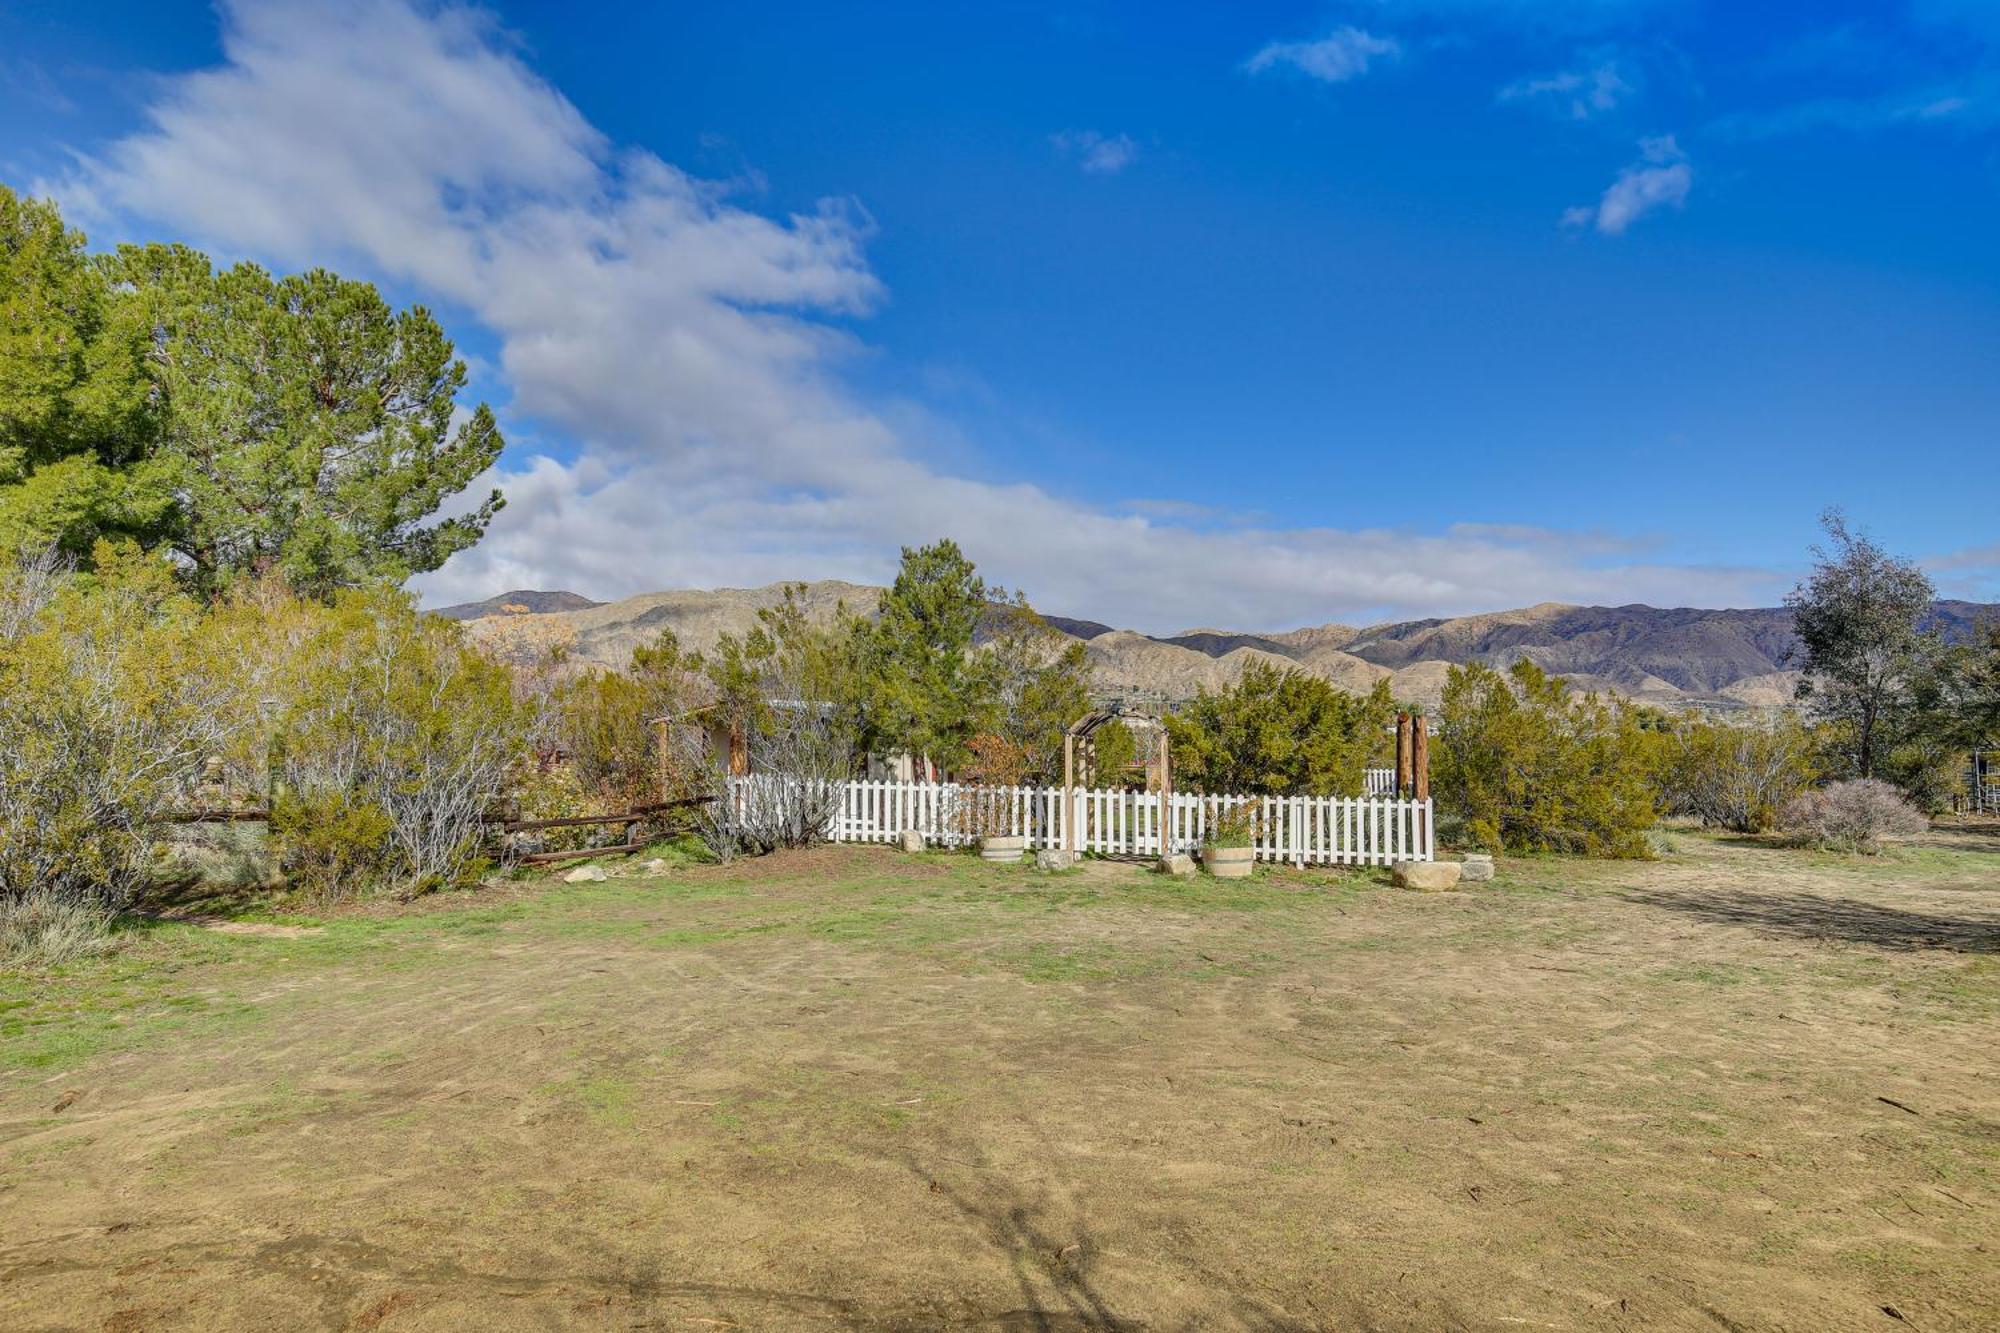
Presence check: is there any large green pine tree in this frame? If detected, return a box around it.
[0,185,504,594]
[115,242,504,596]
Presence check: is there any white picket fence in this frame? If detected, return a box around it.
[731,773,1432,866]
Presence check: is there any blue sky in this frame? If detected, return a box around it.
[2,1,1995,628]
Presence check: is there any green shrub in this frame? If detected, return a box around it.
[1435,660,1657,858]
[267,790,397,902]
[1166,663,1395,796]
[225,586,527,899]
[1204,803,1257,849]
[1649,715,1817,832]
[548,631,701,810]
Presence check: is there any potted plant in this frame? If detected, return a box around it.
[1201,803,1257,879]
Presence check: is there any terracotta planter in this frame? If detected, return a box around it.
[980,834,1026,864]
[1202,845,1255,879]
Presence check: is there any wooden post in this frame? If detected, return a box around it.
[1158,729,1172,858]
[1063,732,1077,855]
[1395,712,1413,798]
[653,718,672,803]
[1412,713,1430,855]
[1412,715,1430,803]
[729,719,748,776]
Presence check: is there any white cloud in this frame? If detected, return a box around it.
[1563,134,1690,234]
[1500,58,1633,119]
[56,0,1772,630]
[1245,28,1400,84]
[1050,129,1138,174]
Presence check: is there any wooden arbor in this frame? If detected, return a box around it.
[1062,707,1171,856]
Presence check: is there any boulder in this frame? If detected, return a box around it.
[1156,853,1197,878]
[1458,854,1495,883]
[1392,860,1461,891]
[1035,849,1078,872]
[639,858,669,875]
[563,864,609,883]
[898,829,926,854]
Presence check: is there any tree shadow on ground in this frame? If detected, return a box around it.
[1624,887,2000,953]
[892,1144,1316,1331]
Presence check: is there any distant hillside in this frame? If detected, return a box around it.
[446,582,1997,712]
[436,589,602,620]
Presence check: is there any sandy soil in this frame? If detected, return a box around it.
[2,828,1995,1331]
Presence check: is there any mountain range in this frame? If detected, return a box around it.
[439,584,1998,712]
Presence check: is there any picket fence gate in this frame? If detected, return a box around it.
[730,773,1433,866]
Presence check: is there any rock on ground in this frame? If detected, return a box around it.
[563,864,609,883]
[1392,860,1461,891]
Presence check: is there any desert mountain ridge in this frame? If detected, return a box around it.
[440,584,1997,712]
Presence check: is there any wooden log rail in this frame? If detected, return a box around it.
[498,794,714,833]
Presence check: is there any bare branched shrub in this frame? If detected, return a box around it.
[1780,778,1928,854]
[698,597,861,860]
[706,705,853,856]
[0,545,242,921]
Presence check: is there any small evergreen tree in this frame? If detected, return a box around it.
[860,540,991,775]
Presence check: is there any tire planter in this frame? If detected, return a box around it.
[980,834,1027,864]
[1202,845,1255,879]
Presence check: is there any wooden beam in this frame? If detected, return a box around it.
[160,809,270,823]
[519,842,642,865]
[1395,712,1413,798]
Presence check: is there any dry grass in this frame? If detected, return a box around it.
[0,890,114,970]
[2,825,1996,1330]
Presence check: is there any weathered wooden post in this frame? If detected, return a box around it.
[653,717,672,804]
[1395,711,1413,797]
[1412,713,1430,854]
[1158,726,1173,858]
[1412,714,1430,803]
[1063,731,1077,855]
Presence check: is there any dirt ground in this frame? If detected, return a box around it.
[2,826,1996,1331]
